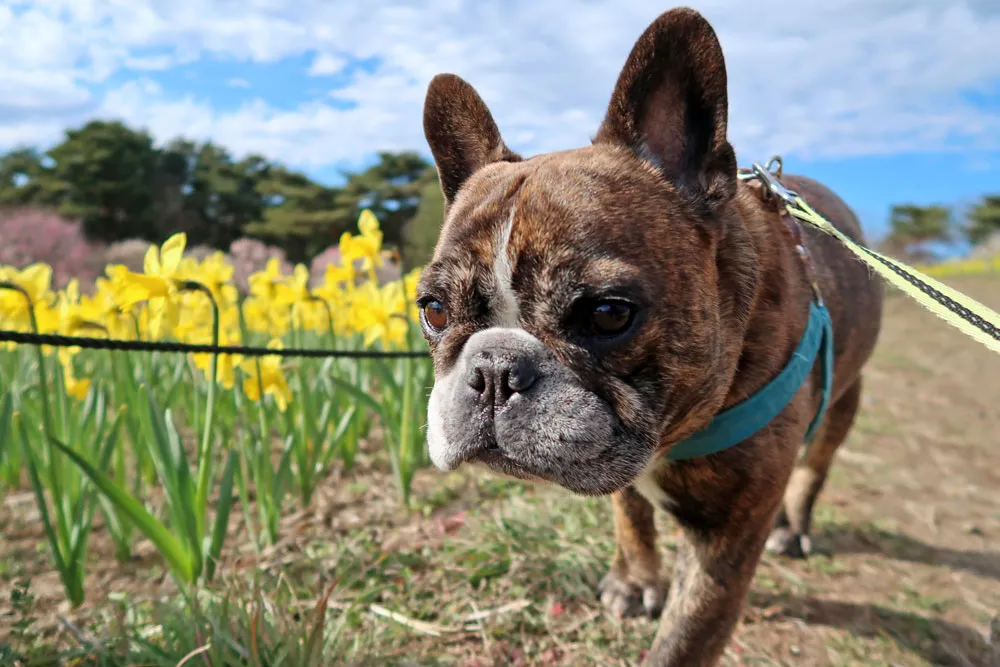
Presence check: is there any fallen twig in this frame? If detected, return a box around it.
[175,644,211,667]
[369,604,456,637]
[369,599,534,637]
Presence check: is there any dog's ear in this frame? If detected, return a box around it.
[595,8,736,210]
[423,74,522,205]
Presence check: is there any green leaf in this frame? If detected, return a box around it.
[205,449,236,582]
[97,492,132,562]
[297,367,321,455]
[18,418,71,594]
[48,435,195,583]
[164,408,202,577]
[0,392,13,463]
[142,387,182,501]
[320,405,358,472]
[316,401,334,451]
[303,583,337,667]
[141,389,199,575]
[273,436,296,511]
[369,358,403,411]
[162,355,189,408]
[330,405,357,445]
[77,387,100,441]
[51,360,68,441]
[326,374,386,421]
[66,402,111,542]
[68,414,123,569]
[110,354,144,478]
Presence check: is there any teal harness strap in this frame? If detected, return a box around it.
[666,301,834,461]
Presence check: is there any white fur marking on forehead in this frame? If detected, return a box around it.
[492,203,519,327]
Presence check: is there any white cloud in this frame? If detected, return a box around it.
[226,77,251,89]
[1,0,1000,170]
[124,54,177,71]
[0,69,92,111]
[308,53,347,77]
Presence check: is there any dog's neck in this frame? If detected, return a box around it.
[719,182,816,412]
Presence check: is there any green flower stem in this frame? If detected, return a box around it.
[131,310,156,391]
[180,280,221,552]
[309,295,336,340]
[110,350,144,496]
[399,354,415,506]
[254,355,277,543]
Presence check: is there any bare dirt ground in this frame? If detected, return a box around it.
[2,274,999,666]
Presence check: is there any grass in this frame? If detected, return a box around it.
[2,275,1000,666]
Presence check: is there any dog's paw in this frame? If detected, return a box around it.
[765,527,813,559]
[597,570,665,620]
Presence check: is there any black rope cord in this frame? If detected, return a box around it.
[859,247,1000,342]
[0,330,430,359]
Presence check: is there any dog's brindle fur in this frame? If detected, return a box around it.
[417,8,883,666]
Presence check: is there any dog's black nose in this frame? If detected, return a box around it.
[467,354,538,409]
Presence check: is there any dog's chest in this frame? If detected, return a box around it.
[632,457,676,511]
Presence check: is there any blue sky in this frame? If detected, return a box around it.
[2,1,999,246]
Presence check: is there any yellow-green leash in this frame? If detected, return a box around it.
[742,157,1000,356]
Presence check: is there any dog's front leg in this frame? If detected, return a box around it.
[645,499,779,666]
[598,487,666,619]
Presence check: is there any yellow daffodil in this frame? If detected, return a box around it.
[273,264,310,307]
[352,280,411,348]
[38,279,79,355]
[248,257,287,302]
[32,297,60,336]
[59,347,91,400]
[116,234,188,339]
[339,209,384,274]
[242,295,291,339]
[171,289,239,342]
[64,296,111,339]
[19,278,92,399]
[271,263,325,331]
[220,304,241,340]
[312,263,356,336]
[240,340,293,411]
[0,263,54,327]
[91,268,141,341]
[172,291,208,342]
[398,267,423,321]
[324,261,355,287]
[180,251,239,311]
[304,300,334,333]
[119,233,187,302]
[313,299,348,336]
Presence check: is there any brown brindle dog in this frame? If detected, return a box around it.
[415,7,884,665]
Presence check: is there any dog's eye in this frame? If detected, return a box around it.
[421,300,449,332]
[588,301,634,337]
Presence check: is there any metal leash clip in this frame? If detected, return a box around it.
[738,155,799,207]
[740,156,824,305]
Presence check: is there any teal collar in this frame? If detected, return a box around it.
[666,301,834,461]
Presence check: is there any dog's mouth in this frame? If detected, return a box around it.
[465,435,516,469]
[470,445,507,468]
[461,436,550,484]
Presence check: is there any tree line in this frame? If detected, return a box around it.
[0,120,445,267]
[882,199,1000,262]
[1,118,997,267]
